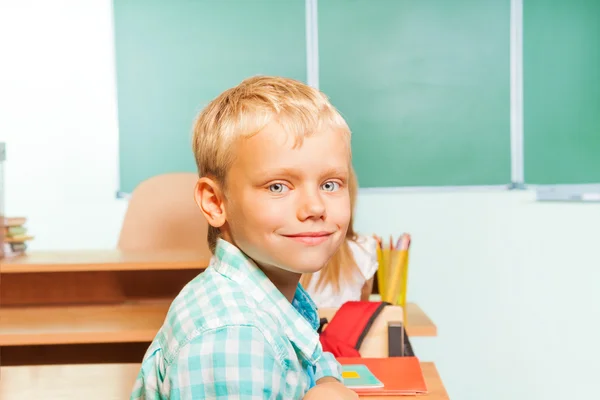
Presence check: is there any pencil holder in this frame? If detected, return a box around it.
[385,249,410,306]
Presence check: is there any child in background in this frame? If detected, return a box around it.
[301,173,379,308]
[130,76,358,400]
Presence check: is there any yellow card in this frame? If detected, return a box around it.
[342,371,360,379]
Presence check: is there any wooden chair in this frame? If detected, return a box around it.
[118,173,209,254]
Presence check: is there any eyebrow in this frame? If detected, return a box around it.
[319,167,350,180]
[256,168,303,180]
[255,167,349,181]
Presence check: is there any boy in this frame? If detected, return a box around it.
[130,76,358,399]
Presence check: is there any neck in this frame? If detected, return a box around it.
[259,264,302,303]
[219,233,301,302]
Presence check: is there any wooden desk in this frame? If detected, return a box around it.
[0,250,210,307]
[1,249,211,273]
[0,301,435,346]
[0,362,449,399]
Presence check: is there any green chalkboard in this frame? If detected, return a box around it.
[319,0,511,188]
[113,0,306,194]
[523,0,600,185]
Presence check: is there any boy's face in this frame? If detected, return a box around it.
[223,121,351,276]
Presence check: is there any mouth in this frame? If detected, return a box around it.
[281,231,334,246]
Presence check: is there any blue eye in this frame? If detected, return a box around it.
[268,183,289,193]
[321,181,340,192]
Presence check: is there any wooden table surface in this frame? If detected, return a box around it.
[1,249,211,273]
[0,362,449,399]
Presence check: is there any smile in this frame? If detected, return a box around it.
[281,232,333,246]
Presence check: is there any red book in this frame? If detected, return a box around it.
[337,357,428,396]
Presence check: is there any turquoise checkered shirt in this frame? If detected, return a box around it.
[130,239,341,399]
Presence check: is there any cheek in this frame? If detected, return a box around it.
[252,208,284,231]
[238,194,290,232]
[327,195,352,226]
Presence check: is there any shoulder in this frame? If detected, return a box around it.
[348,234,379,279]
[155,267,282,364]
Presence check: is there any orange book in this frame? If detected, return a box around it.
[337,356,428,396]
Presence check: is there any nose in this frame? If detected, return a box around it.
[297,188,326,221]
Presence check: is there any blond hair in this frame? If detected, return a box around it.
[300,168,360,293]
[192,75,352,253]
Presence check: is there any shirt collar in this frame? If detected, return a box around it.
[211,238,321,363]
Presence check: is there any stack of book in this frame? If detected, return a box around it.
[339,357,428,395]
[2,216,33,257]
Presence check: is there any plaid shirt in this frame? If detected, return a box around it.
[130,239,341,399]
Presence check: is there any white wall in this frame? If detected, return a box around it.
[0,0,127,248]
[1,2,599,399]
[356,190,600,399]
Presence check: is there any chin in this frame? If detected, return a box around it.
[281,255,332,275]
[265,240,340,274]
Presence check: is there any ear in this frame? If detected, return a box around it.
[194,177,227,228]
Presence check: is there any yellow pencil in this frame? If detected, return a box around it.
[398,234,411,306]
[380,247,390,300]
[385,249,408,304]
[399,250,410,306]
[385,234,411,305]
[374,235,385,299]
